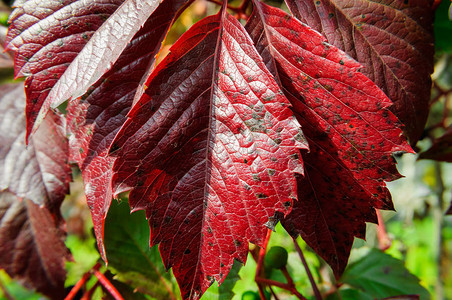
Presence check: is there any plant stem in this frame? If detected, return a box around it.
[432,161,446,300]
[93,269,124,300]
[375,210,391,251]
[293,238,323,300]
[255,229,272,299]
[65,262,101,300]
[81,281,100,300]
[255,277,307,300]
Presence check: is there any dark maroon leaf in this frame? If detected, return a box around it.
[0,192,70,300]
[285,0,434,145]
[419,128,452,162]
[66,0,191,260]
[0,83,71,208]
[0,83,71,299]
[6,0,165,138]
[246,1,412,276]
[111,8,307,299]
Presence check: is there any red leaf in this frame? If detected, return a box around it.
[0,83,71,299]
[66,0,191,261]
[419,128,452,162]
[111,9,307,299]
[0,83,71,208]
[6,0,165,138]
[246,1,412,276]
[285,0,435,145]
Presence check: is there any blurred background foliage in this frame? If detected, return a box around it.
[1,0,452,299]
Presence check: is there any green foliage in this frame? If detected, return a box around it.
[340,248,430,299]
[104,200,174,299]
[434,0,452,53]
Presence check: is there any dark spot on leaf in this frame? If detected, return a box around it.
[267,169,276,176]
[244,158,248,164]
[234,240,242,247]
[110,143,120,153]
[257,193,268,199]
[184,249,191,255]
[207,227,212,234]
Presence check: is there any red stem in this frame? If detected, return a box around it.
[376,210,391,251]
[293,239,323,300]
[65,262,102,300]
[81,281,100,300]
[255,229,272,299]
[255,277,307,300]
[93,270,124,300]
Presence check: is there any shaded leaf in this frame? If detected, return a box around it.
[104,200,173,300]
[0,83,71,299]
[246,1,412,276]
[285,0,435,145]
[341,248,430,299]
[0,83,71,208]
[111,8,306,299]
[434,0,452,53]
[66,0,190,261]
[218,260,242,300]
[419,128,452,162]
[0,193,70,299]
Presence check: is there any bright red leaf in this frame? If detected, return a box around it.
[246,1,412,276]
[110,8,307,299]
[0,83,71,299]
[285,0,434,145]
[66,0,190,260]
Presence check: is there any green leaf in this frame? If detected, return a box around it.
[104,200,174,299]
[219,260,242,300]
[326,288,373,300]
[341,248,430,299]
[434,0,452,53]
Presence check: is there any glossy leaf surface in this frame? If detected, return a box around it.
[66,0,189,260]
[6,0,124,138]
[285,0,434,145]
[246,1,412,276]
[111,9,306,299]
